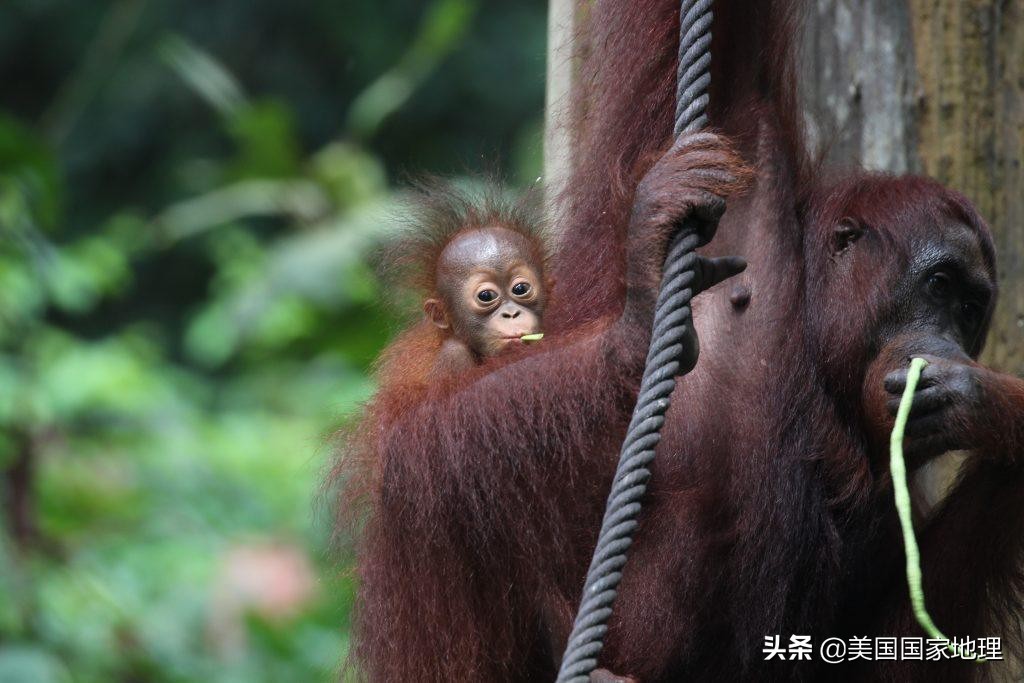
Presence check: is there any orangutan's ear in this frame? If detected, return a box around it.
[424,298,449,329]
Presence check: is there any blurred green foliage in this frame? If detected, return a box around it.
[0,0,545,680]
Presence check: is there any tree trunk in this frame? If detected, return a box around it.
[802,0,1024,375]
[3,432,39,549]
[544,0,580,208]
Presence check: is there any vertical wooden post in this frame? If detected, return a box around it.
[544,0,580,224]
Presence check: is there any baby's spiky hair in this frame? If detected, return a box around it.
[379,178,549,310]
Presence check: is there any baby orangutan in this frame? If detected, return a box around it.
[424,224,547,376]
[381,181,549,384]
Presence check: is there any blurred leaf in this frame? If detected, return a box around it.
[159,34,246,117]
[39,452,145,539]
[227,100,301,180]
[156,179,330,240]
[252,199,391,308]
[184,198,391,366]
[347,0,478,139]
[0,115,61,233]
[0,254,46,335]
[0,646,71,683]
[42,248,108,315]
[26,330,170,422]
[183,298,239,367]
[311,142,386,208]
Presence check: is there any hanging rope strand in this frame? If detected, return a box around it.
[555,1,713,681]
[675,0,713,135]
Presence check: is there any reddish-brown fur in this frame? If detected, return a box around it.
[335,1,1024,681]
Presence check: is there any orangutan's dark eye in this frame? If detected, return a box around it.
[926,272,952,301]
[511,282,531,296]
[477,289,497,303]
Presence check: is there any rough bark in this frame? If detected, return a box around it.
[801,0,921,173]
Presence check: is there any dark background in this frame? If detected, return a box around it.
[0,1,546,680]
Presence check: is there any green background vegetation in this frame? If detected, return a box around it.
[0,1,546,680]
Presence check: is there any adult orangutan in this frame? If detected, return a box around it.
[338,135,749,681]
[336,1,1024,681]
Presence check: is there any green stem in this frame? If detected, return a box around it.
[890,356,982,661]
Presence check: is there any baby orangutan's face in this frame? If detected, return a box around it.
[426,226,546,357]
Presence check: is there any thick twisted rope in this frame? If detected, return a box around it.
[555,1,713,680]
